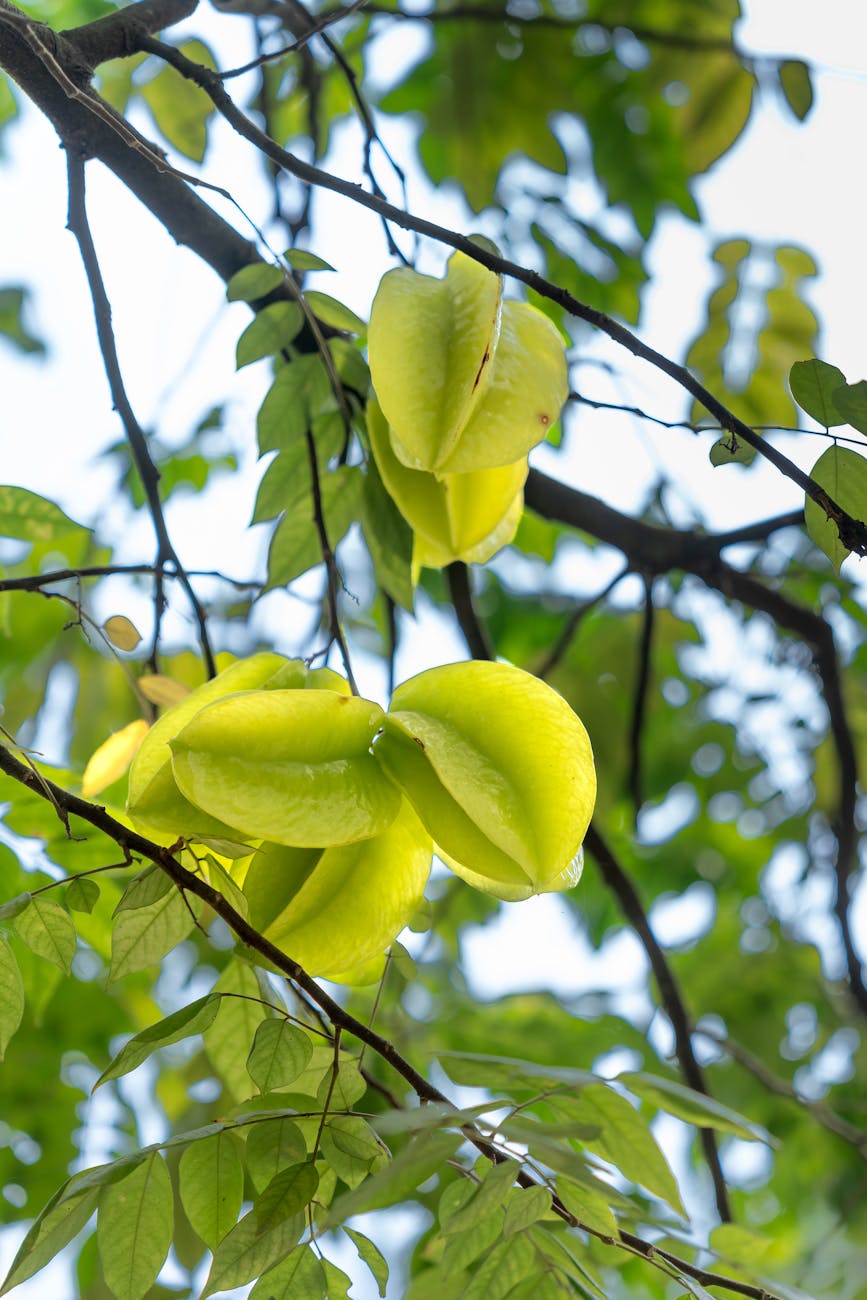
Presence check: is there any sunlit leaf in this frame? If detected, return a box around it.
[97,1152,173,1300]
[0,485,86,542]
[103,615,142,652]
[97,993,221,1086]
[108,882,195,983]
[179,1131,244,1250]
[137,674,192,708]
[13,895,76,974]
[246,1019,314,1092]
[82,718,149,796]
[0,933,24,1061]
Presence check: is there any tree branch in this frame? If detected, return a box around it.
[526,470,867,1019]
[585,823,732,1222]
[628,574,654,819]
[446,561,495,661]
[0,741,780,1299]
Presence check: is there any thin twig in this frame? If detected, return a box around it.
[697,1025,867,1162]
[64,149,216,677]
[536,565,631,679]
[446,562,495,661]
[584,823,732,1222]
[113,40,867,555]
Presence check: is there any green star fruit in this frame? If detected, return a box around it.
[368,249,502,472]
[368,250,567,474]
[373,661,596,901]
[170,689,401,847]
[367,398,526,568]
[241,801,432,981]
[127,655,349,847]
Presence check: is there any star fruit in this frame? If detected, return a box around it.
[367,398,526,569]
[127,655,351,848]
[373,661,596,901]
[368,249,568,475]
[169,688,401,848]
[241,801,432,981]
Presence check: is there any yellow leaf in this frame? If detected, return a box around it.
[103,615,142,652]
[82,719,150,797]
[139,674,192,708]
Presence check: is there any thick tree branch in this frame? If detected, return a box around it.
[526,469,867,1019]
[585,824,732,1222]
[62,0,198,68]
[0,742,777,1299]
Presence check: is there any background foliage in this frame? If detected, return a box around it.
[0,0,866,1297]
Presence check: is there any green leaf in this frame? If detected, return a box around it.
[227,262,285,303]
[324,1130,462,1226]
[257,357,335,453]
[833,379,867,434]
[503,1185,552,1236]
[236,302,304,368]
[114,865,172,914]
[360,456,415,611]
[246,1117,308,1193]
[789,360,848,427]
[283,248,336,272]
[778,59,813,121]
[710,1222,774,1267]
[109,882,195,983]
[463,1231,536,1300]
[0,1182,98,1294]
[204,959,273,1100]
[65,876,100,914]
[621,1072,771,1143]
[805,445,867,572]
[201,1164,317,1296]
[0,485,87,542]
[0,932,24,1061]
[96,993,221,1086]
[322,1260,353,1298]
[250,1244,327,1299]
[179,1131,244,1250]
[264,463,361,589]
[13,895,76,973]
[304,290,366,334]
[555,1175,618,1239]
[440,1159,517,1235]
[0,891,31,921]
[246,1018,314,1092]
[97,1152,173,1300]
[345,1227,389,1297]
[440,1210,504,1279]
[321,1116,387,1188]
[0,285,46,355]
[571,1084,685,1216]
[140,41,216,161]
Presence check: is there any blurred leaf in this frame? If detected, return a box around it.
[103,615,142,652]
[0,486,87,542]
[0,934,24,1061]
[141,41,217,162]
[0,286,45,355]
[778,59,813,121]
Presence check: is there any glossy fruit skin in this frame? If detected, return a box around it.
[127,653,292,846]
[374,660,596,900]
[367,398,526,569]
[368,250,568,476]
[127,656,353,846]
[170,690,401,847]
[241,800,432,980]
